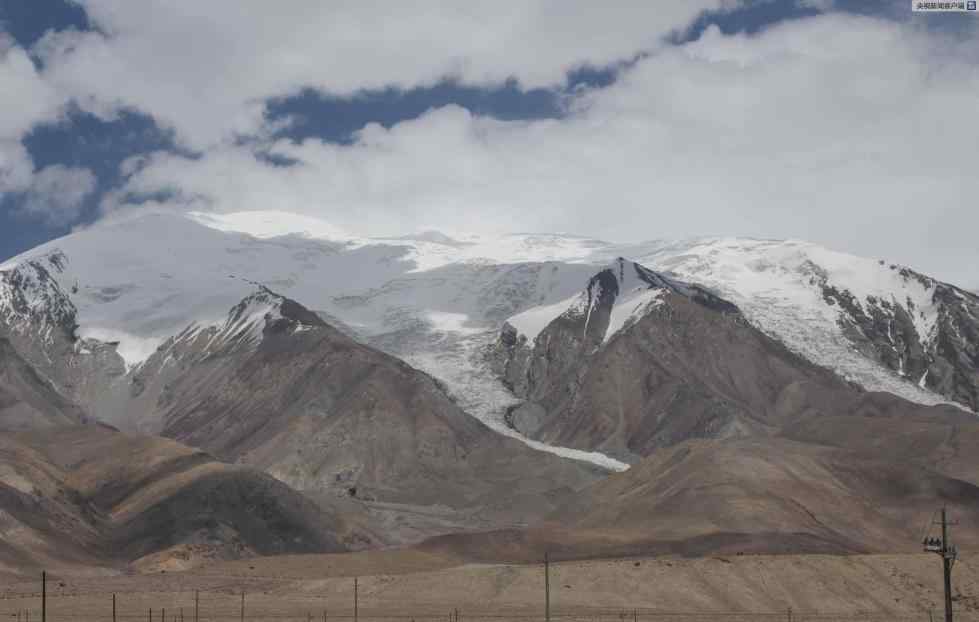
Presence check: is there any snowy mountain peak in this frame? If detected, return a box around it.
[634,238,979,410]
[0,253,78,345]
[218,287,327,347]
[2,208,976,436]
[505,258,739,347]
[144,287,331,382]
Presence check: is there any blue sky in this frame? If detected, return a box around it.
[0,1,976,287]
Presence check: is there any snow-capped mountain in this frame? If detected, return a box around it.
[620,238,979,411]
[490,257,968,462]
[2,208,979,565]
[505,257,738,347]
[1,210,976,462]
[0,209,624,468]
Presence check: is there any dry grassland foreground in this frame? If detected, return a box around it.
[3,552,979,621]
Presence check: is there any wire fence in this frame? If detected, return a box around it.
[1,591,975,622]
[2,568,975,622]
[3,609,979,622]
[4,613,978,622]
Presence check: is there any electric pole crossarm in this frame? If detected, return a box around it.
[923,507,957,622]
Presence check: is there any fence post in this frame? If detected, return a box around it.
[544,553,550,622]
[787,606,792,622]
[240,591,245,622]
[354,578,358,622]
[113,594,117,622]
[41,571,45,622]
[195,591,199,622]
[149,608,152,622]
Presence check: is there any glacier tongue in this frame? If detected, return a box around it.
[401,331,630,472]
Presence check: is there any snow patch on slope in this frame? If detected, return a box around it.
[506,258,670,346]
[75,327,163,369]
[364,233,610,272]
[188,210,610,272]
[604,288,665,343]
[632,238,953,408]
[507,294,581,342]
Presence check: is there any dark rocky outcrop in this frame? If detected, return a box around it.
[0,253,128,419]
[818,264,979,411]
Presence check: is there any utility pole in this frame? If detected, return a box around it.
[544,552,551,622]
[923,506,958,622]
[942,507,955,622]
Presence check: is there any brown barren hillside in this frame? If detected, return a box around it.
[419,437,979,562]
[0,426,358,578]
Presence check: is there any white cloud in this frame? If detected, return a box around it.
[110,14,979,287]
[0,34,65,139]
[18,164,97,226]
[0,141,34,194]
[0,34,73,208]
[36,1,725,148]
[3,4,975,286]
